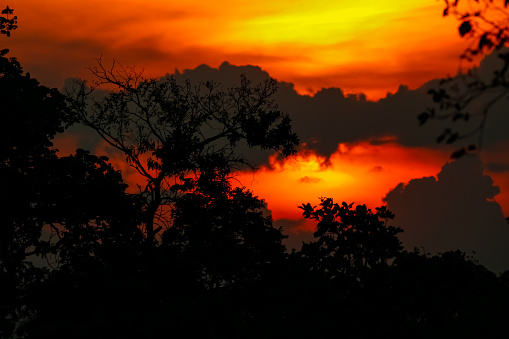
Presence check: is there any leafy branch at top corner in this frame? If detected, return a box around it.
[419,0,509,159]
[0,5,17,37]
[443,0,509,59]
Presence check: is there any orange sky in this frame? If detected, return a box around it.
[60,138,507,230]
[9,0,466,99]
[54,138,451,230]
[235,143,449,222]
[11,0,509,231]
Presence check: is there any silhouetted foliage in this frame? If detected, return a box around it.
[421,0,509,158]
[13,152,146,339]
[0,28,144,336]
[0,5,16,38]
[389,249,509,338]
[68,59,299,245]
[443,0,509,56]
[163,183,286,290]
[299,198,402,279]
[0,48,71,336]
[38,150,144,269]
[292,198,509,337]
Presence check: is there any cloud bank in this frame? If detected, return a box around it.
[167,50,509,164]
[384,155,509,273]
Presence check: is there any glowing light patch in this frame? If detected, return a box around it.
[236,142,449,222]
[233,0,421,45]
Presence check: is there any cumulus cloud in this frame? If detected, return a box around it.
[170,62,436,156]
[383,155,509,273]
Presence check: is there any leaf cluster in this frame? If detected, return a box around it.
[299,198,402,279]
[443,0,509,59]
[0,6,16,37]
[67,59,299,241]
[420,1,509,158]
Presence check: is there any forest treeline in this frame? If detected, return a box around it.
[3,3,509,339]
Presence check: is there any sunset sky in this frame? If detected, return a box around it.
[6,0,509,271]
[10,0,465,98]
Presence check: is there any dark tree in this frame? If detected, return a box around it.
[292,197,509,337]
[15,151,146,339]
[0,70,143,336]
[63,62,299,336]
[68,60,299,245]
[0,45,70,336]
[420,0,509,158]
[299,198,402,279]
[163,183,286,290]
[389,249,509,338]
[38,150,144,270]
[0,15,144,335]
[1,55,298,337]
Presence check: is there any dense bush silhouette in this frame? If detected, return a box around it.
[299,198,402,279]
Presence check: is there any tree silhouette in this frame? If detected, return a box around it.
[299,198,402,279]
[0,41,71,335]
[68,60,299,245]
[420,0,509,158]
[293,197,509,337]
[0,55,299,337]
[163,183,286,290]
[0,73,145,336]
[389,249,509,337]
[0,15,146,335]
[0,5,16,38]
[13,157,153,339]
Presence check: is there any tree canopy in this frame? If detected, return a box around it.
[68,60,299,244]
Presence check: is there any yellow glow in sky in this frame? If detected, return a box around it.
[230,0,422,45]
[11,0,465,99]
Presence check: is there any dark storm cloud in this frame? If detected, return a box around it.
[167,61,440,159]
[166,50,509,161]
[383,155,509,273]
[486,162,509,173]
[171,61,273,87]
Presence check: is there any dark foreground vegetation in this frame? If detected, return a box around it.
[2,50,509,339]
[3,2,509,338]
